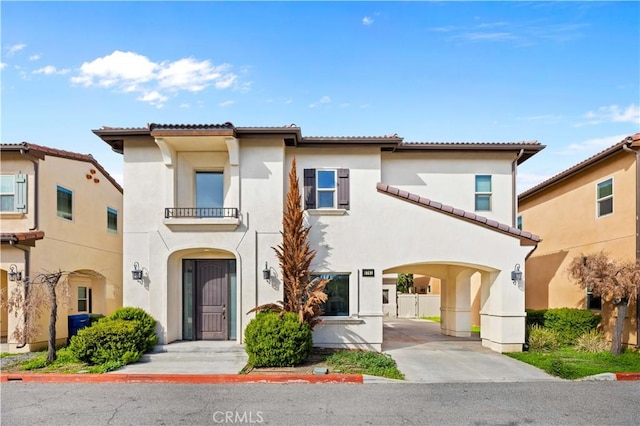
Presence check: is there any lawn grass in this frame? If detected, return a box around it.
[0,352,15,358]
[3,347,122,374]
[471,325,481,333]
[507,348,640,380]
[326,350,404,380]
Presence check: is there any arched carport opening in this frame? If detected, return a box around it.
[67,270,107,316]
[166,248,238,343]
[384,261,499,342]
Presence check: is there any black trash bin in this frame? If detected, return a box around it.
[68,313,90,340]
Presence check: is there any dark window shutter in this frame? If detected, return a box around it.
[337,169,349,210]
[15,173,27,213]
[304,169,316,209]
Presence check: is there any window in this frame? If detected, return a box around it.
[475,175,492,211]
[304,168,350,210]
[107,207,118,233]
[1,174,27,213]
[586,289,602,310]
[516,215,523,230]
[57,185,73,220]
[382,289,389,304]
[77,286,89,312]
[312,273,350,316]
[196,171,224,209]
[596,178,613,217]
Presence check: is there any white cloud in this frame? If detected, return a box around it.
[33,65,70,75]
[576,104,640,126]
[284,99,293,105]
[458,32,515,42]
[29,54,41,61]
[179,103,190,109]
[0,62,6,69]
[561,134,629,154]
[6,43,26,56]
[309,96,331,108]
[70,50,242,106]
[362,16,374,26]
[517,172,554,193]
[219,100,235,107]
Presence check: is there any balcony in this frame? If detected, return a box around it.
[162,207,240,232]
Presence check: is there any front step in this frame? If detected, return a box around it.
[151,341,246,354]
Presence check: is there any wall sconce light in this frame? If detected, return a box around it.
[262,262,271,281]
[8,264,22,282]
[511,263,523,285]
[132,262,144,281]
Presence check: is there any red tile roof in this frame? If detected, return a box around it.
[0,142,122,194]
[519,133,640,201]
[1,231,45,245]
[377,183,540,246]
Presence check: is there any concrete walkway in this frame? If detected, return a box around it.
[383,319,560,383]
[109,340,248,375]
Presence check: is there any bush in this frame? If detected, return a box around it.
[244,311,312,367]
[107,307,158,352]
[574,330,609,353]
[69,307,158,366]
[544,308,601,345]
[527,325,561,351]
[525,309,547,328]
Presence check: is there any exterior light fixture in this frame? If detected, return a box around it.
[132,262,144,281]
[8,264,22,282]
[262,262,271,281]
[511,263,523,285]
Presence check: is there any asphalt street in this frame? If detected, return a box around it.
[1,381,638,425]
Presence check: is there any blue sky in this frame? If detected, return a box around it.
[2,1,639,192]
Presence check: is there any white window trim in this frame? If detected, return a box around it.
[316,169,337,209]
[77,286,89,313]
[474,175,492,212]
[56,185,74,222]
[595,177,614,218]
[0,175,16,212]
[312,271,352,318]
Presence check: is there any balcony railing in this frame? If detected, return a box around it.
[165,207,239,219]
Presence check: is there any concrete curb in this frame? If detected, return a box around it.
[0,373,363,384]
[579,372,640,381]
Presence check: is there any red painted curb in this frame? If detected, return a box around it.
[0,373,363,384]
[615,372,640,381]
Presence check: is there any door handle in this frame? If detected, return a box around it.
[222,305,226,320]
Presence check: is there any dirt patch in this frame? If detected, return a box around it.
[244,348,340,375]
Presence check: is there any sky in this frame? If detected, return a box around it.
[1,1,639,192]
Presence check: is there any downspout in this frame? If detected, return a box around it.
[622,142,640,347]
[9,241,30,349]
[512,149,525,227]
[19,148,39,231]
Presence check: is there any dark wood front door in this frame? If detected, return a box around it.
[196,261,228,340]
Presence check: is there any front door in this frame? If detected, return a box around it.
[196,260,228,340]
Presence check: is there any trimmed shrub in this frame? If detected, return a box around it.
[544,308,601,345]
[107,307,158,352]
[244,311,312,367]
[69,307,158,366]
[527,324,561,351]
[69,319,143,365]
[525,309,547,328]
[574,330,609,353]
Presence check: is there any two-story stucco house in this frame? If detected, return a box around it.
[1,143,123,352]
[519,133,640,348]
[94,123,543,353]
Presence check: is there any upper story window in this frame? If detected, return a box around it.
[475,175,492,211]
[1,174,27,213]
[107,207,118,233]
[516,215,523,230]
[304,168,350,210]
[196,171,224,209]
[57,185,73,220]
[596,178,613,217]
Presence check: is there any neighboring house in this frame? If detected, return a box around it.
[518,133,640,348]
[94,123,543,353]
[1,143,123,352]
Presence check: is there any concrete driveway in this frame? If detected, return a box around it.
[383,319,559,383]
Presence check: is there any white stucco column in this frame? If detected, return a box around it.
[441,267,472,338]
[225,137,240,211]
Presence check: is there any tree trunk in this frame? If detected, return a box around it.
[47,282,58,364]
[611,299,628,356]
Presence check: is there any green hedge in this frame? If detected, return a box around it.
[543,308,601,345]
[525,309,547,328]
[244,311,312,367]
[69,307,158,366]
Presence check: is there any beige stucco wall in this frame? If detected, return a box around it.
[1,153,123,351]
[519,151,637,346]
